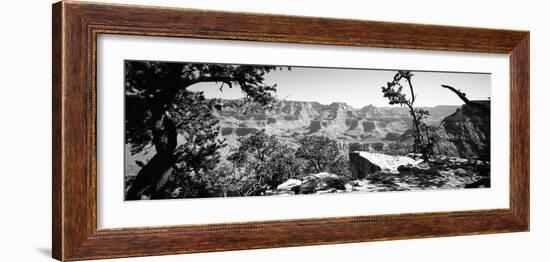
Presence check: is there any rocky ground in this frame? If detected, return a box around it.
[266,152,490,196]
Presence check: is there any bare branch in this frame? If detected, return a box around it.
[441,84,489,112]
[406,77,416,104]
[188,75,234,89]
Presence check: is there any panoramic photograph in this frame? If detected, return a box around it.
[124,60,491,201]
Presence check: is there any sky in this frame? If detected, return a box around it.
[189,65,491,108]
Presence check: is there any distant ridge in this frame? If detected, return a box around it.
[211,99,461,154]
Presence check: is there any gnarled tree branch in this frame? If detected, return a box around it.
[441,84,489,112]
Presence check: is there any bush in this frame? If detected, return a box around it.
[228,130,303,190]
[296,135,348,175]
[171,132,354,198]
[328,155,352,178]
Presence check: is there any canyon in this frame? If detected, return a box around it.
[125,99,491,188]
[213,99,464,156]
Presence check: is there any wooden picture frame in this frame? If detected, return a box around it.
[52,1,529,261]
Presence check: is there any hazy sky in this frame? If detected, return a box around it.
[189,65,491,108]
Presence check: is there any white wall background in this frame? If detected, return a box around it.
[0,0,546,261]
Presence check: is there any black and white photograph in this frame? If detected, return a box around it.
[124,61,491,201]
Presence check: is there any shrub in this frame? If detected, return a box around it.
[228,130,303,190]
[296,135,351,177]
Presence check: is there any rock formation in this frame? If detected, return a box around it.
[349,151,421,179]
[273,172,347,195]
[394,101,491,160]
[212,99,459,154]
[276,179,302,192]
[438,101,490,160]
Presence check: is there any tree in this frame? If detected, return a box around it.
[124,61,278,200]
[228,130,302,190]
[228,129,279,164]
[295,135,344,174]
[381,71,431,161]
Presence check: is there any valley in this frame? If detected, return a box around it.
[214,99,460,157]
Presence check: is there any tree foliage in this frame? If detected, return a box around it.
[125,61,278,153]
[124,61,279,200]
[148,128,353,198]
[228,130,302,190]
[296,135,349,176]
[221,131,351,196]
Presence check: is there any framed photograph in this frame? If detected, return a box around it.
[52,1,529,261]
